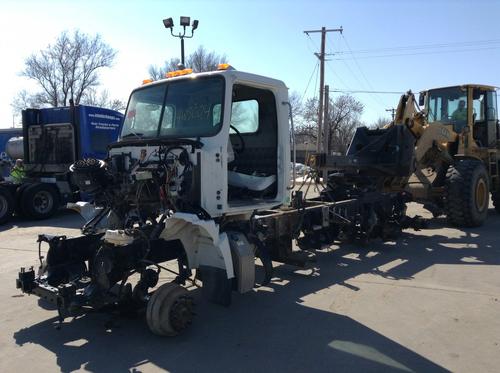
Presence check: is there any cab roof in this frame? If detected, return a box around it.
[135,68,288,93]
[422,84,498,93]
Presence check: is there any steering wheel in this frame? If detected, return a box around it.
[230,125,245,154]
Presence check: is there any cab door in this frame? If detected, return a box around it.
[486,90,499,145]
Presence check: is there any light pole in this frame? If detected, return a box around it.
[163,17,199,68]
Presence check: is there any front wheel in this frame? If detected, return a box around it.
[444,160,489,227]
[146,282,194,336]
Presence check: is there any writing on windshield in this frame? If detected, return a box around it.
[121,76,225,139]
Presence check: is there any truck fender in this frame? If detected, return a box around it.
[159,212,235,279]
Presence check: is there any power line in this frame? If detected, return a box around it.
[325,61,350,90]
[334,46,500,60]
[329,89,404,94]
[340,34,387,107]
[327,35,365,88]
[324,64,382,114]
[332,38,500,55]
[304,32,320,56]
[323,34,381,113]
[313,59,320,100]
[328,33,387,111]
[301,61,319,100]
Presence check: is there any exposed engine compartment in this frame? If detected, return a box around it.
[16,140,212,335]
[70,140,204,233]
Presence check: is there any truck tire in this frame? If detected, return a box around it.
[0,187,15,224]
[21,183,60,220]
[14,183,31,217]
[444,160,489,227]
[146,282,194,336]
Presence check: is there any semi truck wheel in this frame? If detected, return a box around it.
[21,183,60,220]
[146,282,194,336]
[444,160,489,227]
[0,187,14,224]
[14,183,31,217]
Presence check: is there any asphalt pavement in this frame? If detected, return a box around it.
[0,203,499,372]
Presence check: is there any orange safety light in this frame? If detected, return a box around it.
[217,63,231,70]
[166,68,193,78]
[142,79,153,85]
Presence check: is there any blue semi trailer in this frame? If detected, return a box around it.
[0,105,123,224]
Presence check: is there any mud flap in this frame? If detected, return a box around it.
[198,265,232,306]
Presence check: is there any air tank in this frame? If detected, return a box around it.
[5,137,24,160]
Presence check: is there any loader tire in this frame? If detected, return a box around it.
[444,160,489,227]
[0,187,15,225]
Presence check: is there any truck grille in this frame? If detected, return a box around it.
[28,123,75,164]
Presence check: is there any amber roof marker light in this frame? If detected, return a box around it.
[163,16,199,69]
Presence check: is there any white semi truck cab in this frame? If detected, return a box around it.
[112,65,292,217]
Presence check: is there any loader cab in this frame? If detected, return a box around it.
[471,86,498,148]
[424,85,498,147]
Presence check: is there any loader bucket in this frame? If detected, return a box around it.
[345,125,416,177]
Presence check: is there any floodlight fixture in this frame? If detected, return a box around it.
[180,16,191,27]
[163,17,174,29]
[163,16,199,65]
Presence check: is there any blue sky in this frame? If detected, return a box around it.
[1,0,499,128]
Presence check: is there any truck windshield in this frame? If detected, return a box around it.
[121,76,224,139]
[427,87,468,128]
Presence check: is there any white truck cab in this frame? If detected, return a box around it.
[114,66,292,217]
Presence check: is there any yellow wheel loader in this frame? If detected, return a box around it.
[313,84,499,227]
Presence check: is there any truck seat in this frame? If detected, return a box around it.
[228,171,276,192]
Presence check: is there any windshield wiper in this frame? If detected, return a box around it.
[121,132,144,139]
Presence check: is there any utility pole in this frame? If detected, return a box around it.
[304,26,342,153]
[322,85,330,181]
[323,85,330,156]
[386,108,396,121]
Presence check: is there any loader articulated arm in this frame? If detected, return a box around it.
[391,91,426,139]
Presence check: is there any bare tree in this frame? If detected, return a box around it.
[148,58,181,80]
[370,116,391,129]
[81,88,126,112]
[298,94,364,154]
[20,30,116,107]
[11,90,41,112]
[148,46,227,80]
[288,91,303,125]
[187,46,227,72]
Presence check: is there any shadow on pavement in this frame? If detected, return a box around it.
[13,208,500,372]
[0,210,84,233]
[13,290,446,373]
